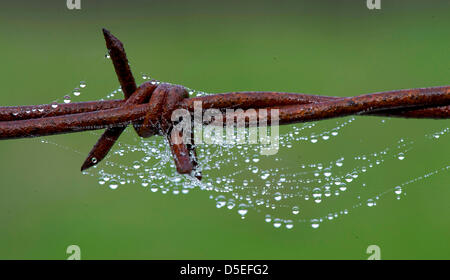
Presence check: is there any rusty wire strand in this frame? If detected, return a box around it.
[0,29,449,179]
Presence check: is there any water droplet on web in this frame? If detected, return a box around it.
[79,81,87,88]
[345,174,353,183]
[227,200,236,210]
[292,206,300,215]
[215,195,226,208]
[397,153,405,160]
[63,95,71,104]
[109,179,119,190]
[133,161,141,169]
[367,199,376,207]
[105,53,111,59]
[273,218,282,228]
[51,102,58,109]
[312,188,322,203]
[237,203,248,218]
[73,88,81,96]
[150,184,159,192]
[285,220,294,229]
[273,192,282,201]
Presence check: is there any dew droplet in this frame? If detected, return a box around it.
[133,161,141,169]
[367,199,375,207]
[285,220,294,229]
[312,188,322,203]
[73,88,81,96]
[273,192,282,201]
[79,81,87,88]
[237,203,248,218]
[63,95,71,104]
[273,218,282,228]
[345,174,353,183]
[311,219,320,229]
[150,184,159,192]
[109,179,119,190]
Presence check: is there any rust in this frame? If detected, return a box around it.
[0,29,449,180]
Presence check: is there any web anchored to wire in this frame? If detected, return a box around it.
[0,28,449,180]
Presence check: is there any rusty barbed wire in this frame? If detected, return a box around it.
[0,29,448,180]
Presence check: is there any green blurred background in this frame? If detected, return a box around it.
[0,0,449,259]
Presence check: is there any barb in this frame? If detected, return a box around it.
[0,29,449,180]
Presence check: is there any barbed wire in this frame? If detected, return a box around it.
[0,29,448,179]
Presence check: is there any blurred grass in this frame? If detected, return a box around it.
[0,0,449,259]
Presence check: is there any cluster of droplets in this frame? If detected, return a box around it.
[281,117,355,145]
[62,81,86,104]
[9,81,87,119]
[427,127,449,140]
[79,114,445,231]
[104,86,122,100]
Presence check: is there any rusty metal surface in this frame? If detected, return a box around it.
[3,91,448,122]
[0,100,122,121]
